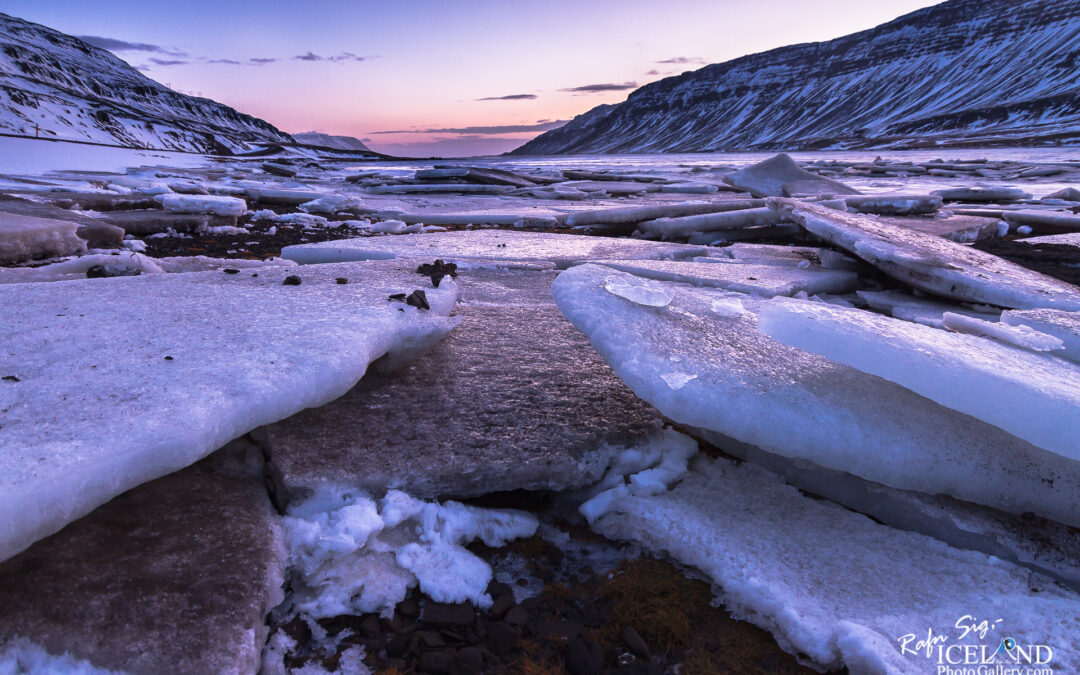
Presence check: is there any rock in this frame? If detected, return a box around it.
[283,274,301,286]
[769,198,1080,310]
[417,651,455,674]
[0,442,286,674]
[262,162,297,177]
[259,269,662,502]
[622,625,651,658]
[422,602,476,627]
[932,186,1032,202]
[486,621,520,656]
[75,221,125,249]
[456,646,484,673]
[722,154,860,198]
[489,593,515,620]
[503,606,528,627]
[0,213,86,264]
[566,638,604,675]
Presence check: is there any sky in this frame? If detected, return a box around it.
[0,1,944,157]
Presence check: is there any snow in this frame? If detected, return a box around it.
[0,254,295,284]
[283,487,537,618]
[155,194,247,217]
[1002,308,1080,363]
[0,214,86,264]
[758,297,1080,462]
[591,453,1080,673]
[0,261,461,562]
[281,231,710,269]
[584,258,859,297]
[551,264,1080,527]
[770,198,1080,310]
[0,138,209,176]
[0,638,120,675]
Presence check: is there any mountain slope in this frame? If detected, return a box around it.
[293,132,372,153]
[513,0,1080,155]
[0,12,292,154]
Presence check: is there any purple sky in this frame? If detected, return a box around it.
[1,1,943,156]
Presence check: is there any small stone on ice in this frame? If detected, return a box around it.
[604,276,672,307]
[661,372,697,390]
[283,275,301,286]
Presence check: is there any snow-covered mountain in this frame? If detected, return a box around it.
[513,0,1080,155]
[0,12,293,154]
[293,132,372,153]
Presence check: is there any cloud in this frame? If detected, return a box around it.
[475,94,537,101]
[293,51,369,63]
[370,120,567,136]
[147,57,189,67]
[560,82,637,93]
[208,58,242,65]
[249,57,278,65]
[646,69,661,75]
[656,56,705,65]
[77,35,186,57]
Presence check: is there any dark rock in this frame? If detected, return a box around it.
[417,650,455,674]
[398,597,420,617]
[2,375,19,382]
[360,614,381,639]
[223,268,240,274]
[489,593,515,620]
[335,277,348,284]
[486,580,513,599]
[76,221,125,249]
[566,638,603,675]
[163,356,173,361]
[383,657,408,671]
[456,646,484,674]
[622,625,651,658]
[485,622,519,656]
[406,289,430,310]
[422,602,475,627]
[386,633,410,657]
[283,275,302,286]
[503,605,528,627]
[529,617,583,640]
[417,630,445,648]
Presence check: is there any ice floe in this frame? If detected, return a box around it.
[0,213,86,264]
[584,258,859,297]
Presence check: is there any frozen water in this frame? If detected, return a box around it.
[770,198,1080,310]
[0,639,120,674]
[604,274,672,307]
[281,231,710,269]
[0,213,86,264]
[758,297,1080,461]
[591,453,1080,673]
[723,153,860,197]
[0,260,460,561]
[0,254,295,285]
[155,194,247,217]
[564,199,763,227]
[1002,210,1080,232]
[1002,308,1080,364]
[298,194,365,215]
[857,290,1000,329]
[844,194,942,215]
[584,258,859,297]
[636,207,782,239]
[552,264,1080,526]
[941,312,1064,352]
[283,487,537,618]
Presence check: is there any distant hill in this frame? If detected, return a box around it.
[512,0,1080,155]
[0,12,293,154]
[293,132,372,152]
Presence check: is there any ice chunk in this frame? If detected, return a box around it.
[933,186,1033,202]
[564,199,763,227]
[660,372,696,389]
[584,258,859,297]
[1002,210,1080,233]
[0,213,86,264]
[282,231,709,269]
[551,265,1080,526]
[0,639,118,674]
[857,290,999,329]
[387,213,559,228]
[155,194,246,217]
[0,260,461,562]
[710,294,746,317]
[367,184,514,195]
[246,188,325,206]
[844,194,942,215]
[283,487,537,617]
[770,198,1080,310]
[604,274,672,307]
[942,312,1064,352]
[658,182,719,194]
[1015,232,1080,247]
[637,207,782,239]
[722,153,860,198]
[1002,308,1080,364]
[758,298,1080,461]
[298,194,365,215]
[591,454,1080,673]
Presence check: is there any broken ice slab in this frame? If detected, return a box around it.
[658,183,719,194]
[722,153,860,198]
[281,230,711,269]
[155,193,246,217]
[574,259,859,298]
[551,264,1080,527]
[709,243,863,271]
[636,207,782,239]
[933,186,1033,202]
[259,273,663,503]
[245,187,326,206]
[558,180,662,195]
[0,213,86,264]
[769,198,1080,310]
[1003,209,1080,234]
[0,195,122,249]
[843,194,942,215]
[1015,232,1080,248]
[0,441,285,674]
[1003,308,1080,363]
[416,166,537,188]
[561,170,665,183]
[590,454,1080,673]
[0,260,460,562]
[857,290,999,329]
[758,297,1080,461]
[384,213,560,228]
[564,199,764,228]
[941,312,1064,352]
[878,214,1004,243]
[684,223,802,244]
[97,210,236,235]
[367,184,516,195]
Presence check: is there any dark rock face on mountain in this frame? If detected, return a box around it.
[513,0,1080,155]
[0,12,293,153]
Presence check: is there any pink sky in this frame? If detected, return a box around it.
[3,0,944,156]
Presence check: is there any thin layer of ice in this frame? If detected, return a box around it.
[1002,308,1080,364]
[770,198,1080,310]
[857,290,999,329]
[758,297,1080,461]
[591,454,1080,673]
[0,260,460,562]
[941,312,1064,352]
[551,264,1080,526]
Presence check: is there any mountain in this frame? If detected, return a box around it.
[293,132,372,153]
[0,12,293,154]
[512,0,1080,155]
